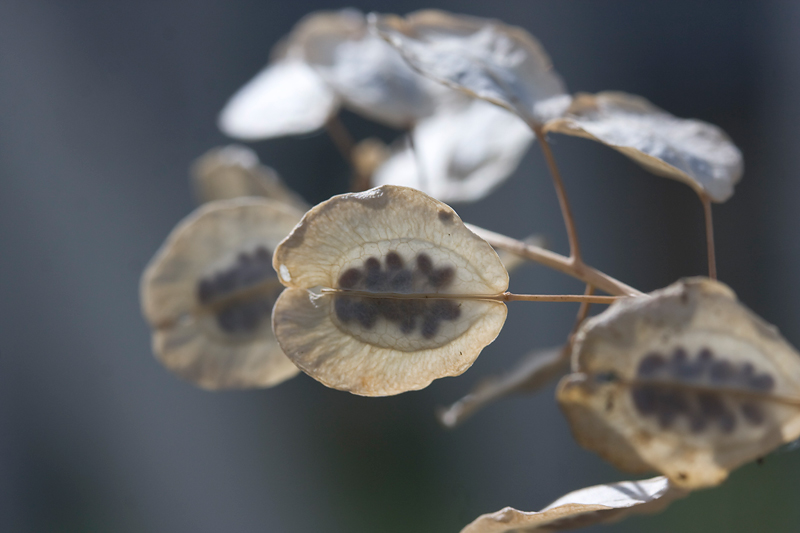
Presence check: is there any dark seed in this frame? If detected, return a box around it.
[197,279,215,304]
[632,386,658,415]
[637,353,667,378]
[335,297,357,323]
[421,316,440,339]
[709,360,735,383]
[749,373,775,392]
[365,268,388,292]
[697,348,714,363]
[215,298,271,334]
[389,269,413,292]
[416,253,433,274]
[385,252,403,270]
[429,267,455,289]
[338,268,362,289]
[399,315,416,334]
[688,412,708,433]
[741,402,765,425]
[719,411,737,433]
[698,393,726,419]
[355,300,378,329]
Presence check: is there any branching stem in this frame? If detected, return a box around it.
[466,223,644,297]
[322,288,617,304]
[325,115,355,161]
[701,193,717,280]
[534,126,582,263]
[325,115,371,192]
[407,128,428,192]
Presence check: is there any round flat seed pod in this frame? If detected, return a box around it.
[190,145,309,211]
[371,10,571,126]
[558,277,800,489]
[272,185,509,396]
[373,98,534,203]
[141,198,305,389]
[218,60,338,140]
[543,92,743,202]
[461,476,686,532]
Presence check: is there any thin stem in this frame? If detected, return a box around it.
[321,288,617,304]
[466,223,644,297]
[701,193,717,280]
[325,115,371,192]
[533,126,582,263]
[501,293,615,304]
[407,128,428,192]
[437,346,566,428]
[437,286,599,429]
[325,115,355,161]
[571,284,595,335]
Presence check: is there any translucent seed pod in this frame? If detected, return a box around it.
[272,185,509,396]
[141,198,304,390]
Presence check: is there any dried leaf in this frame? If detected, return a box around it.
[373,98,534,202]
[371,10,571,126]
[140,198,305,389]
[438,346,567,429]
[543,92,743,202]
[461,476,686,532]
[190,145,309,211]
[272,185,509,396]
[558,277,800,489]
[218,60,338,140]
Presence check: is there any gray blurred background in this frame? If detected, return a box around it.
[2,1,800,531]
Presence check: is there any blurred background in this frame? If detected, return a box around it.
[2,0,800,531]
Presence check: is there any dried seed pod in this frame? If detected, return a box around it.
[373,98,534,202]
[190,145,309,211]
[140,198,305,390]
[220,9,450,138]
[218,60,338,140]
[558,277,800,489]
[272,185,508,396]
[543,92,743,202]
[371,10,571,126]
[461,476,686,533]
[297,10,448,128]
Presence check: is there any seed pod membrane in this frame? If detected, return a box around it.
[543,92,743,202]
[371,10,571,126]
[460,476,686,532]
[373,98,534,203]
[273,185,508,396]
[558,277,800,489]
[141,198,304,389]
[218,60,338,140]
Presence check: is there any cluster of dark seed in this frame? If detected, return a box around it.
[334,251,461,339]
[630,347,775,433]
[196,246,280,334]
